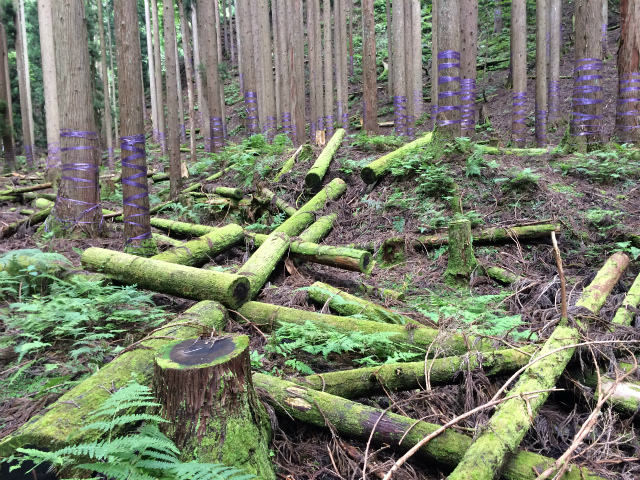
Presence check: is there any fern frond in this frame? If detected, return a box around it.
[172,462,256,480]
[82,413,168,432]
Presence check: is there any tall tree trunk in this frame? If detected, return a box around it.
[308,0,317,141]
[511,0,527,147]
[143,0,158,143]
[570,0,604,150]
[15,5,34,169]
[97,0,113,171]
[411,0,423,126]
[152,0,165,151]
[199,0,225,150]
[249,0,265,132]
[548,0,561,126]
[392,0,405,136]
[18,0,34,168]
[436,0,461,138]
[385,0,392,97]
[362,0,377,134]
[237,0,258,135]
[114,0,156,256]
[535,0,548,147]
[50,0,102,237]
[0,24,14,173]
[234,0,242,89]
[174,38,186,144]
[347,0,353,77]
[272,0,280,128]
[460,0,478,137]
[615,0,640,143]
[229,0,236,64]
[222,0,229,57]
[314,0,323,134]
[105,11,118,150]
[178,0,197,161]
[293,0,306,144]
[192,4,210,152]
[37,0,60,175]
[404,0,414,138]
[602,0,608,59]
[493,0,503,34]
[162,0,182,198]
[431,0,438,129]
[338,0,348,130]
[323,0,334,136]
[335,0,344,133]
[214,0,222,62]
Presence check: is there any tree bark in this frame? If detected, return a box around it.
[257,0,276,139]
[305,128,345,187]
[114,0,156,256]
[511,0,527,147]
[460,0,478,137]
[228,0,236,64]
[314,0,323,134]
[570,0,604,151]
[105,10,118,148]
[0,24,15,173]
[37,0,60,175]
[548,0,561,126]
[237,232,291,299]
[154,335,274,478]
[178,0,197,162]
[81,247,251,308]
[237,0,258,135]
[97,0,113,171]
[444,218,478,285]
[431,0,438,129]
[385,0,392,97]
[392,0,406,136]
[601,0,608,58]
[293,0,306,144]
[362,0,378,134]
[174,38,186,144]
[323,0,334,136]
[411,0,423,125]
[143,0,158,143]
[49,0,103,237]
[151,0,166,151]
[191,4,210,152]
[404,0,415,138]
[436,0,461,137]
[221,0,229,57]
[338,0,349,130]
[150,218,217,237]
[493,0,503,33]
[15,4,34,170]
[535,0,548,147]
[615,0,640,143]
[308,0,317,140]
[612,272,640,326]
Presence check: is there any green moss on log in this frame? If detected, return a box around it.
[486,266,522,285]
[361,132,434,184]
[81,247,250,308]
[444,219,478,286]
[151,224,244,267]
[0,207,52,239]
[275,144,313,181]
[307,282,414,324]
[150,217,218,237]
[298,214,337,243]
[576,251,630,313]
[612,272,640,326]
[0,301,227,456]
[258,186,297,216]
[254,374,603,480]
[237,231,291,299]
[305,128,346,187]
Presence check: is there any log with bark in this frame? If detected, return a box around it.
[81,247,250,308]
[361,132,433,184]
[485,265,523,285]
[305,128,346,187]
[247,235,372,273]
[149,218,218,237]
[0,301,228,456]
[237,231,291,299]
[235,301,488,354]
[446,252,630,480]
[154,335,274,478]
[273,178,347,236]
[612,272,640,326]
[151,224,244,267]
[307,282,414,324]
[254,374,603,480]
[258,186,297,216]
[204,185,244,199]
[0,207,52,239]
[0,182,53,196]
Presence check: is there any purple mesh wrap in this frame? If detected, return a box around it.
[265,115,276,141]
[24,144,33,168]
[460,78,476,133]
[282,112,292,138]
[107,147,114,170]
[535,109,547,142]
[325,114,334,136]
[512,92,527,143]
[548,80,560,122]
[437,50,461,127]
[571,58,603,141]
[47,142,61,170]
[210,116,224,149]
[180,124,187,143]
[244,91,258,132]
[393,95,406,135]
[121,134,151,247]
[617,73,640,130]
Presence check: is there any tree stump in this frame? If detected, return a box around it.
[444,218,478,285]
[153,335,274,479]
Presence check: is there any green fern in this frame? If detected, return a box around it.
[4,379,256,480]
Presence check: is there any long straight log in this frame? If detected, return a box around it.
[299,347,533,399]
[0,182,52,195]
[152,232,185,247]
[305,128,346,187]
[81,248,250,308]
[205,185,244,199]
[151,224,244,267]
[237,232,291,299]
[447,252,630,480]
[298,214,337,242]
[254,374,603,480]
[149,218,218,237]
[612,272,640,326]
[235,301,486,354]
[361,132,433,184]
[0,301,227,456]
[0,207,51,239]
[273,178,347,236]
[478,145,548,156]
[308,281,413,324]
[247,234,372,273]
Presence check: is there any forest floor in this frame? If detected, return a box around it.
[2,11,640,480]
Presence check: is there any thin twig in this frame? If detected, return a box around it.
[551,231,567,320]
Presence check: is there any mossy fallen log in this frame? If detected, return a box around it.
[0,195,19,201]
[34,197,54,209]
[81,247,250,308]
[152,232,185,247]
[154,335,274,478]
[478,145,548,156]
[273,178,347,236]
[575,366,640,417]
[305,128,346,187]
[416,223,560,249]
[0,207,52,239]
[149,218,218,237]
[307,282,414,324]
[204,185,244,200]
[23,192,58,202]
[237,231,291,299]
[274,144,313,181]
[235,301,485,354]
[357,283,405,301]
[612,272,640,326]
[298,214,337,243]
[248,235,372,273]
[361,132,433,184]
[152,172,170,183]
[0,182,53,196]
[151,224,244,267]
[486,266,522,285]
[446,252,630,480]
[298,347,533,398]
[0,301,227,456]
[254,374,603,480]
[258,186,297,216]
